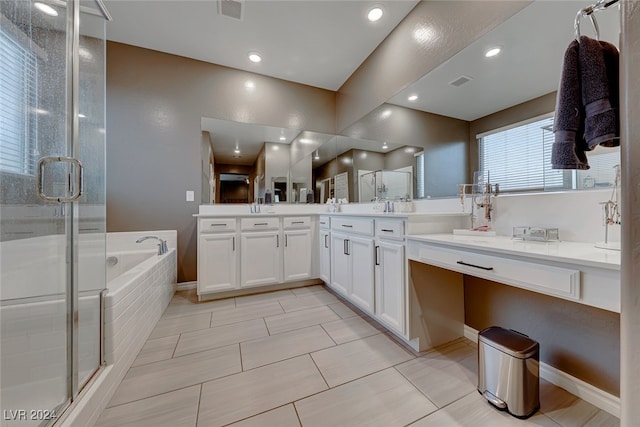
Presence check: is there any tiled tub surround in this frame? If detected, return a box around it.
[58,231,178,427]
[95,285,619,427]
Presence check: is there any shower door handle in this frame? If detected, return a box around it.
[37,156,84,203]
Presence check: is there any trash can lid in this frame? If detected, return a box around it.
[479,326,539,359]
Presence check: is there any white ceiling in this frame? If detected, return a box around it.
[104,0,419,91]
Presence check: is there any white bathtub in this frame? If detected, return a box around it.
[0,231,177,427]
[64,231,177,427]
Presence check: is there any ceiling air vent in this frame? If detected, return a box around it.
[449,75,473,87]
[218,0,244,21]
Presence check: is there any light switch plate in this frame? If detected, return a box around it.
[186,190,194,202]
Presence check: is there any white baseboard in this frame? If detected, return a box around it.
[463,325,619,417]
[177,281,197,291]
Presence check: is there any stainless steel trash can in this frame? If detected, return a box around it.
[478,326,540,419]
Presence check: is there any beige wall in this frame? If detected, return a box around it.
[106,42,336,281]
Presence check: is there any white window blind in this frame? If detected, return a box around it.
[0,29,38,176]
[415,151,425,199]
[479,116,556,192]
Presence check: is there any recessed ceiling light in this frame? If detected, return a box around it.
[382,142,388,150]
[34,2,58,16]
[248,52,261,63]
[485,47,501,58]
[234,148,240,154]
[367,7,383,22]
[78,113,86,118]
[279,136,286,141]
[408,95,418,102]
[300,138,312,144]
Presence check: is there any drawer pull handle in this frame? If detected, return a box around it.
[324,234,328,248]
[320,221,326,225]
[456,261,494,271]
[276,235,279,248]
[341,224,353,228]
[232,236,235,251]
[209,223,226,227]
[292,221,305,224]
[381,229,394,232]
[254,222,268,226]
[375,245,380,266]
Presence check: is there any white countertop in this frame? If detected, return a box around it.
[407,233,620,271]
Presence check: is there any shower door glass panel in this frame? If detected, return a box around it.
[76,1,106,391]
[1,0,72,422]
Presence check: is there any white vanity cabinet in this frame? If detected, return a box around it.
[283,216,313,282]
[240,217,282,288]
[198,218,238,293]
[330,217,375,314]
[318,216,331,283]
[374,220,406,335]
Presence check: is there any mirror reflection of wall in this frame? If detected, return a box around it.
[199,2,620,205]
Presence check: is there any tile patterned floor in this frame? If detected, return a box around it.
[96,285,620,427]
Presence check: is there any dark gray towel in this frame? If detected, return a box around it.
[579,35,620,148]
[552,39,590,170]
[598,39,620,147]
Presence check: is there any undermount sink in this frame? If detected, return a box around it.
[453,229,497,237]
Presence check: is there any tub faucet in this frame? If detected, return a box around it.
[136,236,168,255]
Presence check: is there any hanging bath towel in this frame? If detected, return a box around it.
[552,39,590,170]
[578,35,620,148]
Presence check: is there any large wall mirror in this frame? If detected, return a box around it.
[201,1,620,205]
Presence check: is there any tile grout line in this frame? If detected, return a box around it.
[103,383,205,411]
[292,400,304,427]
[194,383,203,427]
[238,342,244,372]
[392,364,439,410]
[308,351,331,390]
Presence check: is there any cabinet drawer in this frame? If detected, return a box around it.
[241,217,279,231]
[376,220,404,240]
[417,244,581,300]
[283,216,311,229]
[331,217,374,236]
[318,216,330,229]
[200,218,236,232]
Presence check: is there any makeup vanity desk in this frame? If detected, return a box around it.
[404,233,620,351]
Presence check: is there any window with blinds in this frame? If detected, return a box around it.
[0,29,38,176]
[415,151,425,199]
[478,115,558,192]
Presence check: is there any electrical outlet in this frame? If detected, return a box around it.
[186,190,194,202]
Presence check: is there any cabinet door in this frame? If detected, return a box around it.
[330,233,350,296]
[199,233,237,293]
[284,229,312,281]
[349,235,375,314]
[319,230,331,284]
[240,231,281,288]
[375,241,405,335]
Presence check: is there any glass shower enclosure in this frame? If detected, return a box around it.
[358,169,413,202]
[1,1,109,424]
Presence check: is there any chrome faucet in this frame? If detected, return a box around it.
[136,236,168,255]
